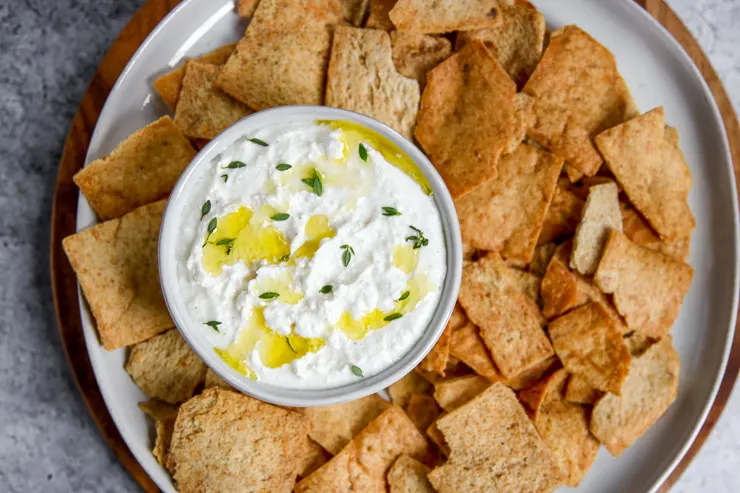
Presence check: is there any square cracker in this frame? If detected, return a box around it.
[594,230,693,339]
[522,25,638,176]
[591,336,680,456]
[518,370,599,487]
[125,329,207,404]
[455,1,546,87]
[390,32,452,89]
[549,302,632,395]
[174,61,252,140]
[153,44,236,111]
[622,208,690,262]
[237,0,261,17]
[388,455,435,493]
[433,375,492,412]
[414,40,516,199]
[303,394,391,454]
[570,181,623,275]
[62,200,172,350]
[342,0,371,26]
[139,400,179,466]
[449,323,503,382]
[216,27,332,110]
[458,254,554,379]
[325,26,420,139]
[428,383,564,493]
[595,107,695,240]
[537,184,585,245]
[73,116,195,220]
[389,0,512,34]
[295,406,432,493]
[389,371,433,408]
[365,0,396,30]
[455,142,563,266]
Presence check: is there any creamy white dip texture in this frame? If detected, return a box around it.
[178,121,446,389]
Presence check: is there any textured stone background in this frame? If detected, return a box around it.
[0,0,737,492]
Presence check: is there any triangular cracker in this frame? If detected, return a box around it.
[389,0,511,34]
[570,181,623,275]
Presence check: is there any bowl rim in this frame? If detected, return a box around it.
[158,105,463,407]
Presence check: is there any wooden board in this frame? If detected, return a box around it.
[49,1,740,492]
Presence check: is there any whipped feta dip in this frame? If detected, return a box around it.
[178,120,446,389]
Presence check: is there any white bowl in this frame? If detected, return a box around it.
[159,106,463,407]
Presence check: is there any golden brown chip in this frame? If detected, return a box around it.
[594,230,693,339]
[565,374,603,405]
[124,329,207,404]
[237,0,260,17]
[429,383,564,493]
[529,242,557,277]
[417,322,452,375]
[505,92,536,154]
[595,107,695,240]
[415,40,516,199]
[507,267,542,305]
[406,393,442,433]
[73,117,195,221]
[153,44,236,110]
[173,61,252,140]
[62,200,172,350]
[390,31,452,89]
[139,399,179,466]
[456,142,563,264]
[622,207,690,262]
[204,368,233,390]
[571,181,623,275]
[537,184,585,245]
[388,455,435,493]
[506,355,557,391]
[426,421,450,457]
[342,0,371,25]
[591,337,680,455]
[168,388,309,493]
[298,438,332,478]
[250,0,342,29]
[303,394,392,455]
[216,27,332,110]
[295,406,432,492]
[456,1,546,87]
[624,330,655,357]
[449,323,502,382]
[522,25,638,176]
[433,375,492,412]
[458,254,554,379]
[389,371,433,408]
[326,26,420,139]
[549,302,632,395]
[389,0,510,33]
[365,0,396,30]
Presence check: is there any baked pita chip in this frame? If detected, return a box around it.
[537,184,585,245]
[530,242,557,277]
[594,230,693,339]
[549,302,632,395]
[62,200,172,350]
[591,337,680,455]
[388,455,435,493]
[426,421,450,457]
[342,0,371,25]
[326,26,420,139]
[74,117,195,220]
[390,32,452,89]
[298,438,332,478]
[455,1,546,87]
[449,323,503,382]
[125,329,207,404]
[429,383,564,493]
[237,0,261,17]
[365,0,396,30]
[250,0,342,29]
[389,370,433,409]
[505,92,536,153]
[622,207,690,262]
[303,394,392,454]
[507,267,542,305]
[417,321,452,375]
[433,375,492,412]
[522,25,638,176]
[458,254,554,379]
[154,44,236,110]
[216,27,332,110]
[168,388,309,493]
[139,400,179,466]
[565,374,603,405]
[571,181,623,275]
[456,143,563,264]
[389,0,513,34]
[296,406,432,492]
[204,368,233,390]
[406,393,442,433]
[415,40,517,199]
[595,107,695,240]
[624,330,655,357]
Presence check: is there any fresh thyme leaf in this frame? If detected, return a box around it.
[351,365,363,377]
[271,213,290,221]
[215,237,235,255]
[359,143,368,162]
[221,174,228,182]
[276,163,292,171]
[203,217,217,246]
[397,291,410,302]
[383,313,403,322]
[319,285,333,294]
[222,161,246,169]
[381,206,401,216]
[406,225,428,249]
[259,292,280,300]
[200,200,211,220]
[204,321,221,333]
[302,177,315,187]
[278,254,290,262]
[313,169,323,196]
[247,137,269,146]
[340,244,354,267]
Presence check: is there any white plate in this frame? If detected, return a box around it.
[74,1,739,492]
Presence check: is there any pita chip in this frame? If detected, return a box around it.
[298,438,332,478]
[622,207,690,262]
[326,26,420,139]
[406,393,442,433]
[570,181,623,275]
[62,200,172,350]
[537,185,585,245]
[594,230,693,339]
[456,142,563,264]
[388,455,435,493]
[73,116,195,220]
[565,374,603,405]
[250,0,342,29]
[365,0,396,30]
[139,400,179,466]
[415,40,517,199]
[522,25,638,176]
[433,375,492,412]
[389,0,513,34]
[237,0,260,17]
[389,371,433,408]
[204,368,233,390]
[591,337,680,455]
[595,107,695,240]
[449,323,502,382]
[390,31,452,88]
[505,92,536,153]
[342,0,371,25]
[530,242,557,277]
[417,322,452,375]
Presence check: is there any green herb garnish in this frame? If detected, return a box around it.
[405,225,429,249]
[351,365,363,377]
[359,143,368,162]
[279,254,290,262]
[215,237,235,255]
[271,213,290,221]
[383,313,403,322]
[381,206,401,216]
[204,321,221,333]
[396,291,410,302]
[259,292,280,300]
[320,285,333,294]
[247,137,269,146]
[341,244,355,267]
[301,169,323,196]
[286,336,297,352]
[222,161,246,169]
[200,200,211,220]
[203,217,217,246]
[276,163,292,171]
[221,174,228,182]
